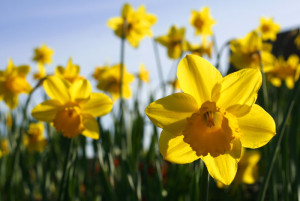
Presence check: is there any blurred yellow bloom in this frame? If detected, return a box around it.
[156,26,187,59]
[188,38,213,58]
[169,79,181,91]
[264,54,300,89]
[107,3,157,48]
[6,113,12,129]
[295,32,300,49]
[145,55,276,185]
[33,63,47,80]
[33,44,54,65]
[257,17,280,41]
[32,76,113,139]
[235,149,260,184]
[230,31,274,69]
[94,64,134,100]
[190,7,216,36]
[93,65,110,80]
[138,64,149,83]
[55,58,84,84]
[24,122,47,152]
[0,139,9,157]
[0,59,32,109]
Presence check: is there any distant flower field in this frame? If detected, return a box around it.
[1,3,300,201]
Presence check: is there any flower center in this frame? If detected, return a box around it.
[183,101,240,157]
[261,24,270,32]
[194,18,204,29]
[5,76,27,93]
[53,106,84,138]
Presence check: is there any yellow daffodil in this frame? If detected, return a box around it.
[264,54,300,89]
[94,64,134,100]
[33,44,54,65]
[188,38,213,58]
[138,64,149,83]
[257,17,280,41]
[230,31,274,69]
[93,65,110,80]
[156,26,187,59]
[31,76,113,139]
[190,7,216,36]
[0,59,32,109]
[235,149,260,184]
[169,79,181,91]
[145,55,276,185]
[24,122,47,152]
[107,3,157,48]
[55,58,84,84]
[0,139,9,158]
[295,31,300,49]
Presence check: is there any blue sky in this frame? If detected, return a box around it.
[1,0,300,81]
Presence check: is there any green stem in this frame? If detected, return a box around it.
[152,39,165,96]
[58,138,72,201]
[215,40,230,70]
[257,77,300,201]
[4,78,45,192]
[200,163,209,201]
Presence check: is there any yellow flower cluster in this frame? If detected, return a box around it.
[107,4,157,48]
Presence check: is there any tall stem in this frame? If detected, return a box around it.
[152,39,165,96]
[58,138,72,201]
[258,77,300,201]
[200,164,210,201]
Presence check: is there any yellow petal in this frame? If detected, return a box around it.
[107,17,122,30]
[4,93,18,109]
[145,93,198,134]
[159,130,199,164]
[17,65,30,75]
[238,104,276,148]
[285,77,294,89]
[69,79,91,101]
[177,54,222,106]
[81,114,99,139]
[213,69,261,111]
[202,152,239,185]
[31,99,62,122]
[81,93,113,117]
[43,76,69,103]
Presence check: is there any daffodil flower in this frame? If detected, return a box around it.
[55,58,84,83]
[145,55,276,185]
[0,59,32,109]
[230,31,274,69]
[32,44,54,65]
[24,122,47,152]
[32,76,113,139]
[94,64,134,100]
[190,7,216,36]
[257,17,281,41]
[107,3,157,48]
[138,64,150,83]
[264,54,300,89]
[156,26,188,59]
